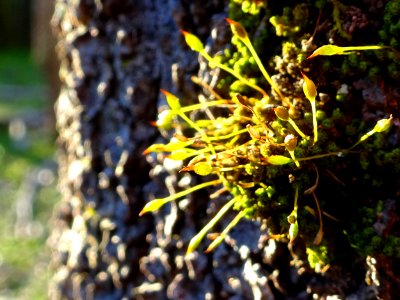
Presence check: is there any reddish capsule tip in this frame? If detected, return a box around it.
[225,18,235,25]
[180,29,188,36]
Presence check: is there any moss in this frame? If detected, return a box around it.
[142,3,399,271]
[375,0,400,79]
[230,0,266,15]
[307,245,329,270]
[383,237,400,258]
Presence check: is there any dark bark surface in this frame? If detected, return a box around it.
[49,1,399,299]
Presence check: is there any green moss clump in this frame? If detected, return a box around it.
[377,0,400,79]
[142,3,398,270]
[307,245,329,271]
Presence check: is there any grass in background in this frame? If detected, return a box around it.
[0,49,58,300]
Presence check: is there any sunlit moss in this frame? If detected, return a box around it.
[142,10,395,266]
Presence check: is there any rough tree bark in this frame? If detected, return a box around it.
[49,1,399,299]
[49,1,234,299]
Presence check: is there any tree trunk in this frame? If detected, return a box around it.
[49,1,399,299]
[49,0,230,299]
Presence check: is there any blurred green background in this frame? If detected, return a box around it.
[0,1,59,299]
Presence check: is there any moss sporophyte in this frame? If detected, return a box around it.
[140,19,392,259]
